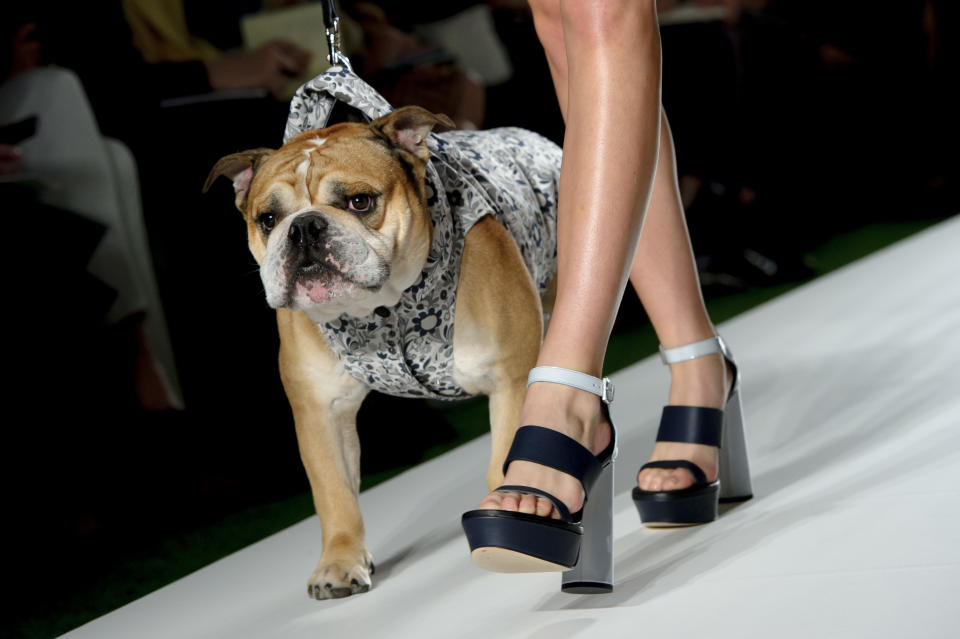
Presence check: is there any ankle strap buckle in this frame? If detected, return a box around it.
[601,377,615,404]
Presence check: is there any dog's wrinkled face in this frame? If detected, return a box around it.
[205,107,453,324]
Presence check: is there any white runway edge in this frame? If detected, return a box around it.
[64,217,960,639]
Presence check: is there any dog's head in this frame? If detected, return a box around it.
[204,106,453,323]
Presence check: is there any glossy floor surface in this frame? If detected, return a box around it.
[63,217,960,638]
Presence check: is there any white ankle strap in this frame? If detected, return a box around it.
[527,366,615,404]
[659,336,724,365]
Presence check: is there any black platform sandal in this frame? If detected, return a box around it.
[632,336,753,526]
[461,366,617,593]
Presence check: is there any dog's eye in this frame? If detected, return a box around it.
[347,194,374,213]
[258,213,277,232]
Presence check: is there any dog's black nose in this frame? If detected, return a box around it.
[288,214,328,249]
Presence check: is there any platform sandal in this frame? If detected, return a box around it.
[461,366,617,593]
[632,335,753,526]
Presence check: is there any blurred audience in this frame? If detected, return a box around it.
[651,0,957,289]
[2,6,191,616]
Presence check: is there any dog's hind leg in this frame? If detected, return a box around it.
[277,308,373,600]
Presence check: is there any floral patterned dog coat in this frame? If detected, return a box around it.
[284,68,560,400]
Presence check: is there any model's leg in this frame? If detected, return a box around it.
[631,112,730,491]
[480,0,661,516]
[527,1,729,493]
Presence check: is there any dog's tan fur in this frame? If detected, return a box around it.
[205,107,545,599]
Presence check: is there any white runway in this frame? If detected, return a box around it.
[65,217,960,639]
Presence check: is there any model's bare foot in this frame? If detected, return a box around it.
[637,351,732,491]
[478,381,612,519]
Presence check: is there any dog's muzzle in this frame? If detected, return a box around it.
[260,210,390,311]
[284,212,356,282]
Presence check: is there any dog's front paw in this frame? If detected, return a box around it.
[307,549,375,600]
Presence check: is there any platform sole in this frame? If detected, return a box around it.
[470,547,570,573]
[461,509,582,572]
[632,480,720,526]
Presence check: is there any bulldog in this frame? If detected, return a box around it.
[204,105,560,599]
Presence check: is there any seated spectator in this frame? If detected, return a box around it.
[2,11,180,411]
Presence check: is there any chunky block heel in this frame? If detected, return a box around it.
[462,367,617,591]
[562,458,613,593]
[719,384,752,502]
[633,335,752,526]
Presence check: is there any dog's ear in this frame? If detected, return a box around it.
[203,148,274,213]
[370,106,455,162]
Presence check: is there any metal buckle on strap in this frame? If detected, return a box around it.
[601,377,615,404]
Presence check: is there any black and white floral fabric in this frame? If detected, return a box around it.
[285,68,560,400]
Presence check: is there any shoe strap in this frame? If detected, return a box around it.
[495,484,573,522]
[656,406,723,448]
[502,425,604,500]
[638,459,709,487]
[527,366,614,404]
[659,336,724,365]
[660,335,740,401]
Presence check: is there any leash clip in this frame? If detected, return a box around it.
[323,1,353,71]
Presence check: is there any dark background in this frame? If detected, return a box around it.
[2,1,957,636]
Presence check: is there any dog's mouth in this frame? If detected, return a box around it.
[281,257,385,308]
[292,262,357,303]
